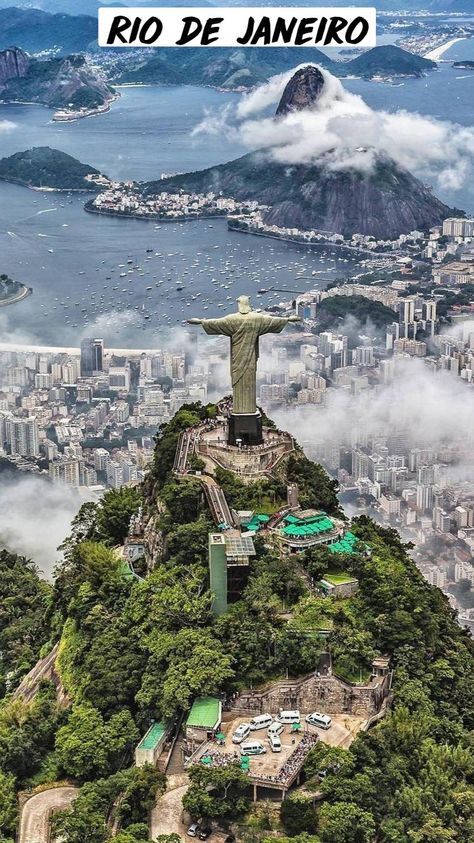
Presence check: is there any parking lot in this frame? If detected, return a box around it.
[213,711,366,780]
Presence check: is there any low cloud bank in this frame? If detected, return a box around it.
[0,474,92,577]
[194,64,474,191]
[271,357,474,456]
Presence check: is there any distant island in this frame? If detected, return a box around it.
[0,147,109,192]
[0,46,117,119]
[453,60,474,69]
[0,273,31,307]
[116,44,436,91]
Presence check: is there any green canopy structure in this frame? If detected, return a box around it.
[281,512,335,538]
[240,755,250,771]
[330,531,359,554]
[291,722,302,732]
[244,514,271,533]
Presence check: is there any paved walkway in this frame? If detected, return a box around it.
[150,774,189,840]
[19,786,79,843]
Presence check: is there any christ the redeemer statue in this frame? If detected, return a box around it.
[188,295,300,446]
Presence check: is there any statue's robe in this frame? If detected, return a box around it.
[200,311,291,414]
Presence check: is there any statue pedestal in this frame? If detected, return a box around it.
[228,412,263,447]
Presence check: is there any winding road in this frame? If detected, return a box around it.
[19,786,79,843]
[149,774,189,840]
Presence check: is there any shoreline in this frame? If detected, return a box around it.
[0,285,32,308]
[424,37,465,61]
[52,93,120,122]
[0,176,97,194]
[84,204,397,258]
[227,223,396,259]
[0,94,119,122]
[83,202,227,223]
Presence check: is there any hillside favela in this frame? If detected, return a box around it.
[1,2,474,843]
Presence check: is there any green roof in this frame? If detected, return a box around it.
[245,513,271,532]
[119,559,137,581]
[186,697,221,729]
[282,512,335,537]
[138,721,167,751]
[323,572,356,586]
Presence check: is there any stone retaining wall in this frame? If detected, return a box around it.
[229,671,391,718]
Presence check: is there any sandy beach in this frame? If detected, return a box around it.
[424,37,465,62]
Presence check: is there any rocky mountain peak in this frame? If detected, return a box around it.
[276,65,325,117]
[0,46,30,88]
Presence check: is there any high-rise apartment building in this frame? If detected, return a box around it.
[80,338,104,377]
[7,416,39,457]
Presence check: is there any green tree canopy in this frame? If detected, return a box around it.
[183,763,250,820]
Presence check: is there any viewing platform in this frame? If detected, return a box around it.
[196,423,295,482]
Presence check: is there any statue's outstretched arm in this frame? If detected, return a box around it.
[258,313,301,336]
[187,315,235,337]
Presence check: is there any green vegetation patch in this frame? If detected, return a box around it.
[0,147,103,191]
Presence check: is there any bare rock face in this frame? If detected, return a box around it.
[276,65,325,116]
[0,48,115,110]
[0,46,29,90]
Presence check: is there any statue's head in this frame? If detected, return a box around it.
[237,295,252,315]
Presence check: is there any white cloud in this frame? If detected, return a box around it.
[194,63,474,191]
[271,357,474,454]
[0,474,93,577]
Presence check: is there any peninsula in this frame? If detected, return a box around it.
[116,44,436,91]
[0,46,117,120]
[90,66,454,241]
[0,273,31,307]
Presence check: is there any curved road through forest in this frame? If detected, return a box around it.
[19,786,79,843]
[150,774,189,839]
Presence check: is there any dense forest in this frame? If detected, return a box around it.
[314,295,396,336]
[0,147,103,191]
[1,404,474,842]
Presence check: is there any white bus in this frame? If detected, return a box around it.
[240,740,266,756]
[277,709,300,724]
[305,712,332,730]
[249,713,272,731]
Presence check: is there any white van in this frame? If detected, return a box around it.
[232,723,251,744]
[268,732,282,753]
[277,709,300,724]
[267,720,284,737]
[249,713,272,731]
[240,740,267,756]
[305,712,332,730]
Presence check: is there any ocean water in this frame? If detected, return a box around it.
[0,41,473,347]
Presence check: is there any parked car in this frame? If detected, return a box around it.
[267,720,284,737]
[277,709,300,724]
[198,827,212,840]
[249,713,272,731]
[187,823,199,837]
[269,732,282,752]
[305,712,332,729]
[240,739,267,755]
[232,722,251,744]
